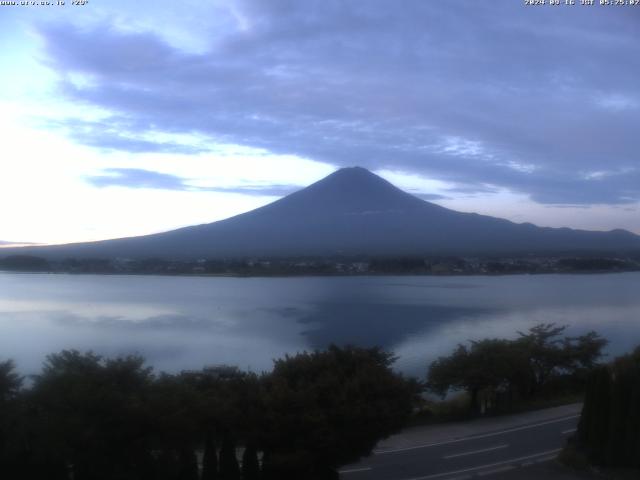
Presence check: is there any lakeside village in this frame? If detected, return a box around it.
[1,253,640,276]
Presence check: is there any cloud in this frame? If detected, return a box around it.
[45,118,208,154]
[0,241,38,247]
[35,0,640,205]
[596,94,639,112]
[86,168,300,196]
[87,168,185,190]
[204,185,300,197]
[414,193,449,201]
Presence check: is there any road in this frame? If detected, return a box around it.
[339,404,583,480]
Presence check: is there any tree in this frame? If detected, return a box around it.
[517,324,607,397]
[516,323,568,394]
[427,339,527,414]
[241,442,261,480]
[427,324,608,414]
[0,360,22,402]
[260,345,420,479]
[576,347,640,468]
[179,365,262,479]
[562,331,608,375]
[0,255,50,272]
[427,344,476,410]
[30,350,156,480]
[219,431,240,480]
[178,448,199,480]
[1,347,422,479]
[577,366,611,465]
[202,433,219,480]
[0,360,25,479]
[147,372,201,480]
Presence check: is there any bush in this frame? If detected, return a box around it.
[0,346,421,479]
[576,347,640,469]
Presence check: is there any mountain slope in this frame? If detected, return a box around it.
[4,167,640,259]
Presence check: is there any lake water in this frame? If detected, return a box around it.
[1,272,639,378]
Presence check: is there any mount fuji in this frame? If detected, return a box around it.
[4,167,640,259]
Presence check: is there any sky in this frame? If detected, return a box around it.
[1,0,639,245]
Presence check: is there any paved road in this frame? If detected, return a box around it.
[339,404,582,480]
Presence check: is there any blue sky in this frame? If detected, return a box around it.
[1,0,639,244]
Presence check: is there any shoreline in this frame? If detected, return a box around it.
[1,269,638,279]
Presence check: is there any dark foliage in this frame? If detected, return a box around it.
[556,257,629,272]
[576,347,640,468]
[260,345,421,478]
[28,351,156,480]
[201,434,219,480]
[219,432,240,480]
[241,443,260,480]
[0,360,24,478]
[0,255,50,271]
[426,324,607,414]
[0,359,22,401]
[369,257,428,273]
[0,345,418,479]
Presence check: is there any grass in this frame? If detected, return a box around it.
[407,392,472,427]
[558,442,591,471]
[407,391,584,427]
[558,438,640,480]
[558,446,640,480]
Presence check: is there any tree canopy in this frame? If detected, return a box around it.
[0,346,419,480]
[427,324,607,414]
[576,346,640,469]
[260,345,421,478]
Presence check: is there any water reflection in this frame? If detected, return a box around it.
[0,272,638,377]
[297,303,496,350]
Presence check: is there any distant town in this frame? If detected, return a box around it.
[1,253,639,276]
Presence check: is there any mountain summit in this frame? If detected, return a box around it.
[5,167,640,259]
[255,166,431,216]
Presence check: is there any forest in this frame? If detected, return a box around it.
[0,324,626,479]
[0,346,419,480]
[573,347,640,470]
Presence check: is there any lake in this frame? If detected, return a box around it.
[1,272,639,377]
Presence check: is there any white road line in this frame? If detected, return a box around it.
[561,428,577,435]
[443,444,508,460]
[401,448,562,480]
[375,415,579,454]
[339,466,372,474]
[477,465,515,476]
[533,455,558,464]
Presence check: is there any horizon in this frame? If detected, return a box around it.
[2,1,639,244]
[2,166,639,248]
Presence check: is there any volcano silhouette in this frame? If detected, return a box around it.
[7,167,640,259]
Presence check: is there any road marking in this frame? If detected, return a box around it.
[375,415,579,454]
[339,466,372,474]
[533,455,557,464]
[401,448,562,480]
[443,444,508,460]
[561,428,577,435]
[477,465,515,476]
